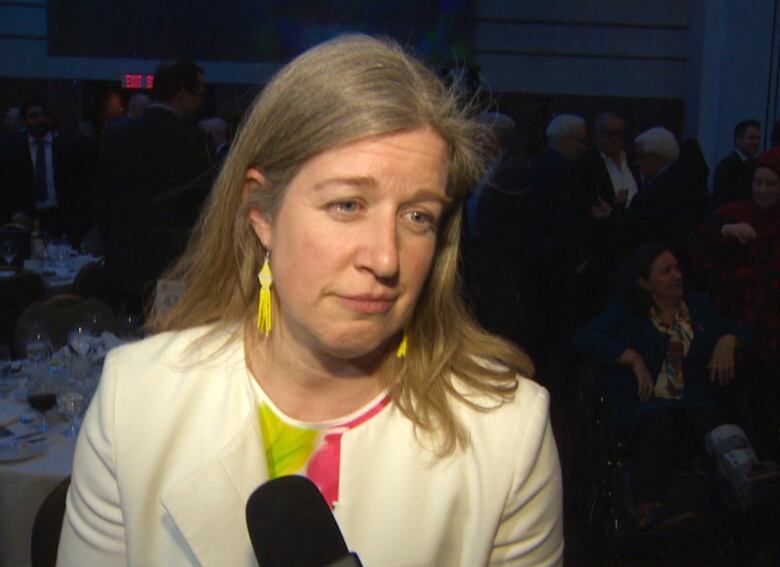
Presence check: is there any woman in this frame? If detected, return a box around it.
[58,36,563,566]
[574,243,750,529]
[706,147,780,459]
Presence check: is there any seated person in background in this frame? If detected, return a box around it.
[705,147,780,460]
[574,243,755,528]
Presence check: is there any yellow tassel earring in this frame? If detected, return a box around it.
[396,330,408,358]
[256,253,273,336]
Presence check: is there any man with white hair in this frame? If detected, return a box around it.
[522,113,587,262]
[545,113,588,161]
[626,126,703,256]
[634,126,680,186]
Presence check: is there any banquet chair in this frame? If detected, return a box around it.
[0,271,46,352]
[14,295,118,357]
[30,476,70,567]
[71,260,110,303]
[78,227,105,257]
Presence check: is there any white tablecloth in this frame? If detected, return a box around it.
[0,389,77,567]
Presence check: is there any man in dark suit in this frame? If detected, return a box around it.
[712,119,761,211]
[94,59,214,312]
[628,127,702,259]
[577,112,641,319]
[515,114,587,396]
[0,99,88,239]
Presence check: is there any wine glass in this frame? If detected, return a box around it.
[118,312,144,340]
[83,308,106,338]
[25,325,52,371]
[27,370,58,432]
[53,243,70,278]
[68,325,93,382]
[58,390,85,438]
[1,240,16,267]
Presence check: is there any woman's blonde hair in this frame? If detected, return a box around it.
[150,34,533,455]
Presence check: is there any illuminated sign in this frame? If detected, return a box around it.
[122,73,154,90]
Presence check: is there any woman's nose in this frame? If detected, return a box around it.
[355,216,400,280]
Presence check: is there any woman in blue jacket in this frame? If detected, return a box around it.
[574,243,750,528]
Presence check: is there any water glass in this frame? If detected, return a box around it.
[58,391,85,438]
[68,326,93,381]
[26,324,51,357]
[53,244,71,278]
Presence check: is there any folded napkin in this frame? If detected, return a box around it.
[57,331,124,363]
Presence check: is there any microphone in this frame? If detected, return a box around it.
[246,475,363,567]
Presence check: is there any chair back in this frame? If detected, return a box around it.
[0,271,46,352]
[30,476,70,567]
[71,260,110,303]
[14,295,118,356]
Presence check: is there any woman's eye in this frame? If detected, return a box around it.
[329,201,361,215]
[405,210,437,232]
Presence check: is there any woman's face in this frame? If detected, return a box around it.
[752,166,780,210]
[639,251,684,306]
[249,127,449,361]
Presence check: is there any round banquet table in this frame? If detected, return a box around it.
[0,386,77,567]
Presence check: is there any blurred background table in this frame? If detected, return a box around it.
[0,383,77,567]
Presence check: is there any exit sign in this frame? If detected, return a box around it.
[122,73,154,90]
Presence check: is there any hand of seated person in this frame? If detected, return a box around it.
[721,222,757,244]
[620,347,654,402]
[708,334,737,385]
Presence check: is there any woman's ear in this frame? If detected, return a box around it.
[245,168,273,250]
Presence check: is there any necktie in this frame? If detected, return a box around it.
[34,140,47,202]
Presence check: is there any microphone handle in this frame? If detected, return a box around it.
[325,552,363,567]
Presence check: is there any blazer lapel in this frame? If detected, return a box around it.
[160,379,269,566]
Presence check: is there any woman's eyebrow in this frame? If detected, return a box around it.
[313,176,377,190]
[312,177,452,204]
[406,188,452,205]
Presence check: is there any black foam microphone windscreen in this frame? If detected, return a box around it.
[245,475,362,567]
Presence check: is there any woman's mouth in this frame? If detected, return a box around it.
[338,294,398,314]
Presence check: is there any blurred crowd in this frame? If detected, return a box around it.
[1,55,778,555]
[463,111,780,466]
[0,59,236,313]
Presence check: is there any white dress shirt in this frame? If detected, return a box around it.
[600,150,638,205]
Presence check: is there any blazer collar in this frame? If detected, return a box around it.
[160,339,268,566]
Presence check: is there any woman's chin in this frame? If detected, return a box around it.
[317,331,396,364]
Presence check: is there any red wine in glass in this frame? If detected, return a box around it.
[28,392,56,431]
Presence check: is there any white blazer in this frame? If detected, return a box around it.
[58,326,563,566]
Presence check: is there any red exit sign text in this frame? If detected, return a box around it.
[122,74,154,90]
